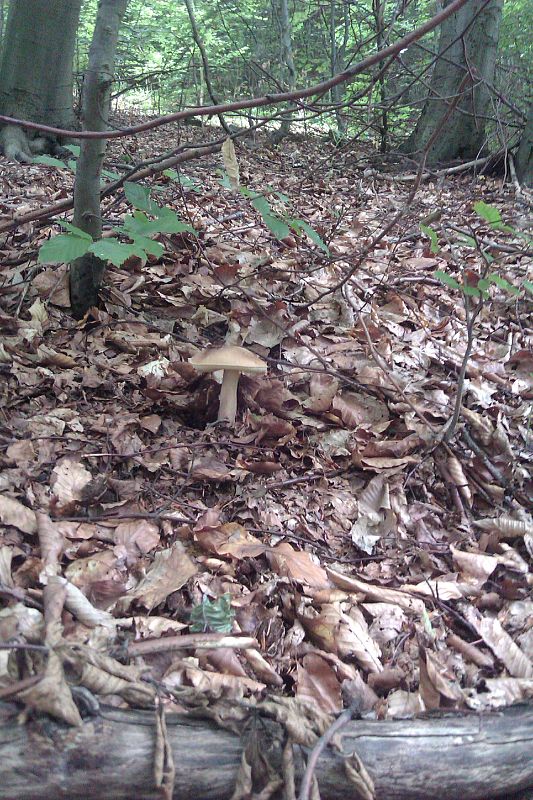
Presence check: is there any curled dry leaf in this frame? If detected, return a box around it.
[462,605,533,679]
[184,664,265,695]
[0,603,43,642]
[221,137,240,191]
[300,602,382,673]
[65,550,119,590]
[327,567,425,614]
[37,512,64,581]
[419,646,464,710]
[296,653,343,714]
[128,541,198,610]
[461,407,493,445]
[63,579,117,628]
[16,650,82,727]
[113,519,160,561]
[473,516,533,537]
[50,460,92,510]
[403,579,480,600]
[195,521,266,559]
[447,455,472,507]
[465,678,533,710]
[0,494,37,535]
[0,545,13,587]
[268,542,329,588]
[241,648,283,687]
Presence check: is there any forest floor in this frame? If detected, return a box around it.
[0,120,532,723]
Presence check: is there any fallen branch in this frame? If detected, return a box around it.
[0,700,532,799]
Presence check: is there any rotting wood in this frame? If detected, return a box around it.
[0,701,532,800]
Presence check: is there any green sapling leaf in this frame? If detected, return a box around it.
[434,270,461,291]
[420,223,439,254]
[88,239,139,267]
[38,233,91,263]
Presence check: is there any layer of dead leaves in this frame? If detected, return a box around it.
[0,121,532,725]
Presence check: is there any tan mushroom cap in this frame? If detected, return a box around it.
[189,345,267,373]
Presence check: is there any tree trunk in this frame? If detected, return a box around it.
[183,0,230,134]
[69,0,129,320]
[271,0,296,144]
[516,103,532,187]
[0,0,81,161]
[0,701,532,799]
[402,0,503,165]
[329,0,349,136]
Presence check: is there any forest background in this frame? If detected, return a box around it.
[0,1,532,798]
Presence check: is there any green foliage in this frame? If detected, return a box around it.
[419,223,439,254]
[32,155,72,170]
[72,0,529,149]
[189,593,234,633]
[240,186,329,253]
[432,203,531,300]
[38,182,195,267]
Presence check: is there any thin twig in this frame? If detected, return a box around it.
[298,700,362,800]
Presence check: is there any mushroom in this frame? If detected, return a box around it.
[189,345,267,424]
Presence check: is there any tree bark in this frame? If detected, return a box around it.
[402,0,503,165]
[69,0,129,320]
[1,701,532,800]
[271,0,296,144]
[0,0,81,161]
[329,0,349,136]
[516,102,532,187]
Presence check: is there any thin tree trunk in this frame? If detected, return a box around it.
[184,0,231,134]
[69,0,129,320]
[402,0,503,164]
[516,102,532,187]
[373,0,388,152]
[0,701,532,799]
[271,0,296,143]
[329,0,349,136]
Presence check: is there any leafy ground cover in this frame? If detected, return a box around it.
[0,122,532,722]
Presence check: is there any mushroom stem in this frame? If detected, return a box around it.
[218,369,240,423]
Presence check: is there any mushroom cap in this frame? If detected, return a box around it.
[189,345,267,373]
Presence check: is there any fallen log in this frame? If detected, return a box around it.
[1,700,532,799]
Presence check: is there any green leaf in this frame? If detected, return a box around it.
[124,182,160,214]
[263,213,291,239]
[523,280,533,295]
[64,145,80,157]
[473,201,513,232]
[420,223,439,254]
[102,168,121,180]
[217,171,233,191]
[154,205,196,233]
[487,273,520,295]
[463,285,481,298]
[129,235,164,257]
[163,170,201,191]
[66,160,77,173]
[250,193,272,218]
[434,270,461,291]
[57,221,92,239]
[474,201,502,225]
[88,239,139,267]
[38,234,91,264]
[189,593,234,633]
[32,155,68,168]
[457,234,477,248]
[291,218,329,254]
